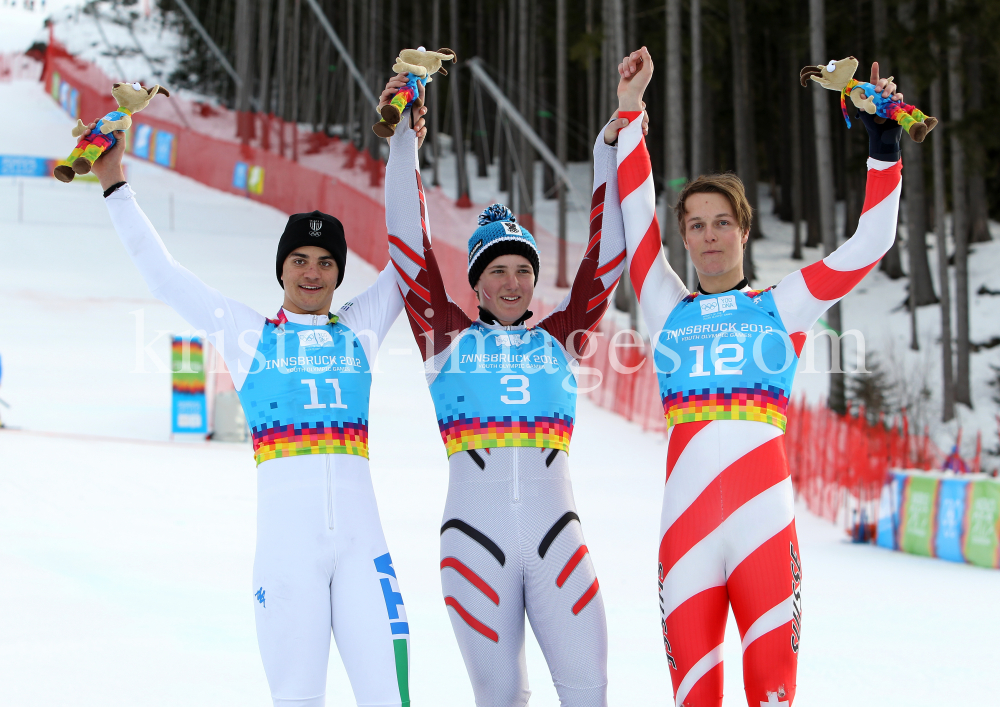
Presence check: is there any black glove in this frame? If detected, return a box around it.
[857,109,903,163]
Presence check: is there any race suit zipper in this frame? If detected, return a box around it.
[513,449,520,502]
[504,324,522,503]
[326,456,335,530]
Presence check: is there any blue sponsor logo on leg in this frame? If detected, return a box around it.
[255,587,266,608]
[374,553,409,636]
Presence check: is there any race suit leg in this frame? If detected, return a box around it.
[658,420,800,707]
[253,454,410,707]
[440,448,608,707]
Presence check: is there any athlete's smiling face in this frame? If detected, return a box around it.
[475,254,535,326]
[681,192,748,280]
[281,245,339,315]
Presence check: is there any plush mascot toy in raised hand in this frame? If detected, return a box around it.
[54,81,170,183]
[800,56,937,142]
[372,47,456,138]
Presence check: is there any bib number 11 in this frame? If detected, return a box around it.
[301,378,349,409]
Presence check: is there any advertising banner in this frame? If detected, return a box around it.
[876,472,905,550]
[232,161,248,189]
[171,337,207,435]
[153,129,176,167]
[0,155,56,177]
[963,479,1000,569]
[248,165,265,194]
[899,475,939,557]
[934,478,969,563]
[131,123,153,160]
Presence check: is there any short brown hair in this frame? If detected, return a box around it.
[674,172,753,238]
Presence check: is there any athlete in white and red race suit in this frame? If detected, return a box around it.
[378,69,647,706]
[615,50,904,706]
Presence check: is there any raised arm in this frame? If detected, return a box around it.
[105,185,265,388]
[384,110,471,363]
[535,126,626,357]
[335,261,404,366]
[615,48,688,336]
[772,67,905,341]
[771,157,901,337]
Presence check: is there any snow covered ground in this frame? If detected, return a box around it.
[2,76,1000,707]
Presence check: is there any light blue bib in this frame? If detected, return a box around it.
[429,324,577,456]
[653,289,797,430]
[238,318,371,464]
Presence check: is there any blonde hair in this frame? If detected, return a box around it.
[674,172,753,238]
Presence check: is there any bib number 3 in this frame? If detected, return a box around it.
[500,375,530,404]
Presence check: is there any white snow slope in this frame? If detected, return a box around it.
[2,78,1000,707]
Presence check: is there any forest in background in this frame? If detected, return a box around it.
[147,0,997,420]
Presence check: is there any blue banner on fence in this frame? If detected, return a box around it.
[0,155,55,177]
[232,161,248,190]
[876,472,905,550]
[132,124,153,160]
[153,130,175,167]
[935,478,969,562]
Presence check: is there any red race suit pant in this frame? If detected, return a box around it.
[658,419,802,707]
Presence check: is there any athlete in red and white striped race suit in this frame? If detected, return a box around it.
[614,75,903,705]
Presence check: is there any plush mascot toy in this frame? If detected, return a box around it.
[373,47,456,138]
[800,56,937,142]
[54,81,170,182]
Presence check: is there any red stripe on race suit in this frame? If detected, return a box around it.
[665,420,712,483]
[440,557,500,605]
[572,578,600,615]
[556,545,590,588]
[659,436,788,575]
[401,295,432,334]
[595,250,626,278]
[799,259,879,302]
[860,159,902,216]
[725,522,799,638]
[392,259,431,303]
[444,596,499,642]
[628,217,662,301]
[388,234,426,269]
[789,331,807,357]
[587,282,617,313]
[617,141,650,202]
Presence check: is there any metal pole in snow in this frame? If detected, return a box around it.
[171,0,260,111]
[466,57,581,207]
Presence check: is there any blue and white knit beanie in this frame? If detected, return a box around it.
[467,204,541,287]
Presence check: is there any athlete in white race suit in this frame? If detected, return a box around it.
[88,118,420,707]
